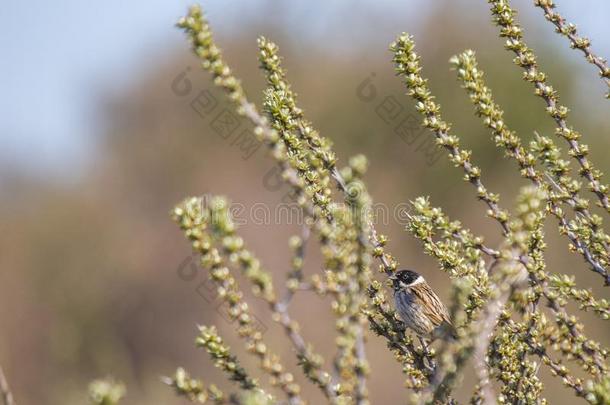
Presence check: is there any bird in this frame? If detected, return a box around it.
[390,269,455,341]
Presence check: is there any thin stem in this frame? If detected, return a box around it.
[533,0,610,98]
[451,50,609,283]
[488,0,610,212]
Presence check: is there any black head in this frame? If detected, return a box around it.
[391,269,422,290]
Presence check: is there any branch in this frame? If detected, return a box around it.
[533,0,610,98]
[392,34,511,238]
[488,0,610,212]
[451,49,609,284]
[163,368,247,404]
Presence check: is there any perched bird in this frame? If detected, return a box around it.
[391,269,455,340]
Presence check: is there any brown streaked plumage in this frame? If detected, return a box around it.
[391,269,454,339]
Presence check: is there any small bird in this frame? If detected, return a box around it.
[391,269,455,340]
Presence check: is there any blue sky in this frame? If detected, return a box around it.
[1,0,608,181]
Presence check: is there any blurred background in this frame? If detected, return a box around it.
[1,0,609,403]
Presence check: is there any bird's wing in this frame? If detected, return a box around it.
[413,283,452,327]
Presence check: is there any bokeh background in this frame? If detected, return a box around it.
[1,1,609,403]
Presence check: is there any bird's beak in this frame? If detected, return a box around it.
[389,274,397,281]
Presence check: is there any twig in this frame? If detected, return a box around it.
[451,51,609,282]
[488,0,610,212]
[533,0,610,98]
[280,222,311,308]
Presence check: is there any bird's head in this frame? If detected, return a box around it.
[390,269,423,291]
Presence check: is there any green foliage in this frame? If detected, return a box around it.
[160,2,610,404]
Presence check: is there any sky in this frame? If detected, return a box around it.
[1,0,608,182]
